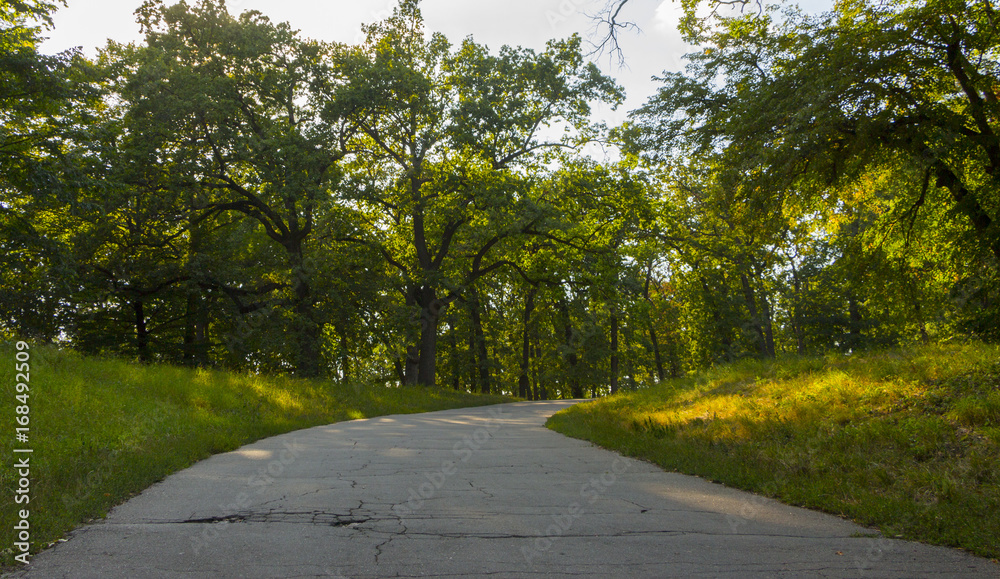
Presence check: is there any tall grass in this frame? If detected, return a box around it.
[547,343,1000,560]
[0,343,512,569]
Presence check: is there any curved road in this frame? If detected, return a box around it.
[12,401,998,578]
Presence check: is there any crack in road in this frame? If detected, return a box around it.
[165,510,874,544]
[173,510,373,527]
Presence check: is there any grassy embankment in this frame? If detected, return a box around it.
[547,343,1000,560]
[0,342,513,569]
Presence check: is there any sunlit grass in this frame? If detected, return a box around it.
[548,343,1000,560]
[0,343,513,569]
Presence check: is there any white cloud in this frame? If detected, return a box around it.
[653,0,683,34]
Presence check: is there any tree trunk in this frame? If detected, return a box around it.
[183,210,209,367]
[393,358,406,386]
[468,286,490,394]
[340,332,351,384]
[531,342,540,401]
[556,298,583,399]
[195,293,209,365]
[467,316,478,393]
[449,316,461,390]
[518,286,537,399]
[288,240,320,378]
[643,265,665,382]
[907,275,930,344]
[133,297,149,363]
[761,290,776,357]
[404,288,420,386]
[739,271,770,358]
[847,292,863,348]
[183,291,199,365]
[410,285,444,387]
[648,319,665,382]
[293,277,320,378]
[916,300,930,344]
[609,310,619,395]
[404,345,420,386]
[668,341,681,378]
[701,274,733,362]
[539,380,548,400]
[790,262,807,355]
[417,321,438,387]
[930,159,1000,263]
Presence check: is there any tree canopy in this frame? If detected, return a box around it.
[2,0,997,394]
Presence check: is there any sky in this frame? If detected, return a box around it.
[39,0,832,132]
[40,0,703,127]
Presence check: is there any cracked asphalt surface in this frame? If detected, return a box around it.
[11,400,999,578]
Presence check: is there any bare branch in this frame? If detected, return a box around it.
[587,0,639,69]
[587,0,766,67]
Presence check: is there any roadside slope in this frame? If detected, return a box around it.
[547,343,1000,560]
[0,343,512,569]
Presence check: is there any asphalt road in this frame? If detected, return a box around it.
[10,400,999,578]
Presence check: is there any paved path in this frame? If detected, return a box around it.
[12,401,999,578]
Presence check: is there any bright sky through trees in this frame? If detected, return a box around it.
[40,0,829,127]
[13,0,989,393]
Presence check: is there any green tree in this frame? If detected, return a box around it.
[0,0,99,341]
[621,0,1000,356]
[105,0,352,376]
[630,0,1000,261]
[324,0,621,387]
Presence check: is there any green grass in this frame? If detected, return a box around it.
[547,343,1000,560]
[0,342,513,570]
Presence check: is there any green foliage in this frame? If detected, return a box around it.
[3,0,999,400]
[0,0,99,342]
[614,0,1000,369]
[320,1,624,387]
